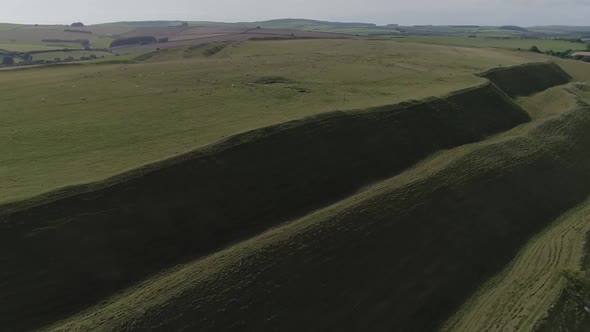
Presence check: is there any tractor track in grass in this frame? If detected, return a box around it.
[442,197,590,332]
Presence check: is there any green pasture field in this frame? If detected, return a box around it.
[6,26,590,332]
[0,41,80,52]
[397,36,587,52]
[37,75,590,332]
[92,36,114,49]
[0,23,22,31]
[316,27,399,35]
[0,38,586,203]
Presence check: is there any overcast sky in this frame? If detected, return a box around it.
[2,0,589,26]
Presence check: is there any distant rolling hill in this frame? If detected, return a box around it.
[95,19,590,38]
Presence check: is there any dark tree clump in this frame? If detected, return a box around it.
[529,45,542,53]
[2,56,14,65]
[71,22,85,27]
[499,25,528,32]
[22,53,32,64]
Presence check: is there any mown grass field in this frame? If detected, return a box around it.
[0,38,565,203]
[91,36,114,49]
[397,36,588,52]
[0,41,81,52]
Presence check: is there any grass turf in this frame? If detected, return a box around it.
[0,38,566,203]
[3,36,590,332]
[397,36,588,52]
[91,36,114,49]
[442,85,590,332]
[0,42,81,52]
[0,23,23,31]
[36,78,590,332]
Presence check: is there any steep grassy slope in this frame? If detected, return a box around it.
[0,80,529,332]
[2,39,551,203]
[517,84,582,119]
[440,85,590,331]
[1,41,586,330]
[443,196,590,332]
[42,84,590,332]
[479,62,572,97]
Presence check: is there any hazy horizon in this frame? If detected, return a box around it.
[2,0,589,26]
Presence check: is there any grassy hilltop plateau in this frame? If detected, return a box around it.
[3,18,590,332]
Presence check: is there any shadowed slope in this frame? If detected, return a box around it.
[0,81,529,331]
[439,84,590,332]
[479,62,572,97]
[44,87,590,332]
